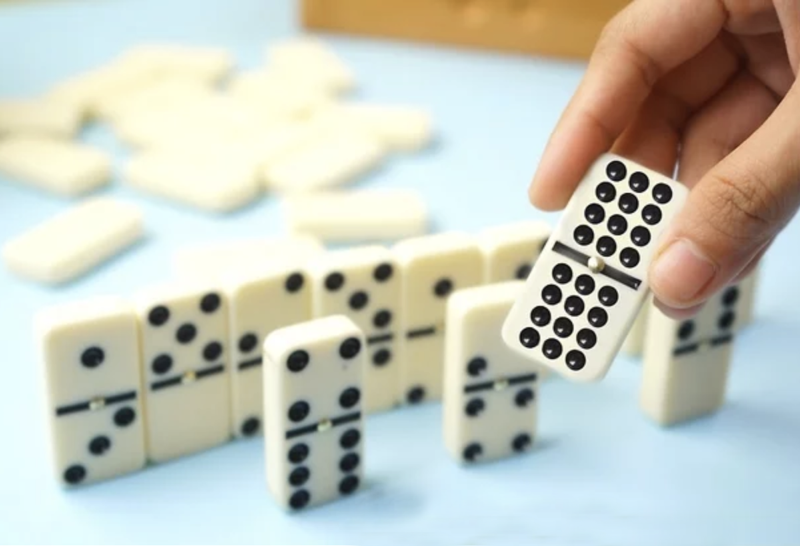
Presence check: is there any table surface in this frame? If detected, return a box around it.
[1,0,799,544]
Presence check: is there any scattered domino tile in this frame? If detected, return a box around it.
[308,245,403,413]
[262,129,385,193]
[115,44,234,84]
[314,103,433,152]
[477,220,551,283]
[37,296,147,487]
[95,76,217,123]
[639,282,750,426]
[443,281,539,464]
[0,135,111,196]
[223,259,315,438]
[171,235,324,282]
[502,154,689,382]
[3,198,143,285]
[228,69,334,120]
[263,315,365,511]
[48,59,159,118]
[134,283,232,462]
[282,188,429,243]
[266,37,356,94]
[0,98,82,138]
[123,151,261,213]
[393,231,484,404]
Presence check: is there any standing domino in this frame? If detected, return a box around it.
[639,282,749,426]
[502,155,688,382]
[37,297,146,486]
[224,261,314,438]
[393,232,484,404]
[308,246,403,413]
[134,284,231,462]
[264,316,365,511]
[478,220,551,283]
[443,281,539,464]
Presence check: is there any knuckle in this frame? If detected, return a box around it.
[696,163,783,242]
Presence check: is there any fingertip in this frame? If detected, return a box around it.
[652,299,704,321]
[528,177,567,211]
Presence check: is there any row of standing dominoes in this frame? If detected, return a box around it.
[37,220,551,490]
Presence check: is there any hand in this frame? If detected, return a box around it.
[528,0,800,318]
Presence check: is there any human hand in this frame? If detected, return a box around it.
[528,0,800,318]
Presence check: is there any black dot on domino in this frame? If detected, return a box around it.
[348,291,369,311]
[565,350,586,371]
[653,183,673,204]
[285,272,305,293]
[553,317,574,338]
[81,347,104,368]
[176,323,196,344]
[339,337,362,359]
[530,306,551,326]
[620,248,640,268]
[289,467,310,486]
[288,443,310,463]
[608,214,627,236]
[465,398,485,417]
[203,341,222,361]
[325,272,345,291]
[434,278,453,298]
[372,349,391,367]
[515,388,534,407]
[718,311,736,330]
[577,329,597,349]
[239,333,258,353]
[340,429,361,449]
[287,350,310,372]
[629,172,649,193]
[114,407,135,427]
[642,204,662,225]
[598,286,619,306]
[339,387,360,409]
[512,433,532,452]
[463,443,482,462]
[289,490,310,510]
[373,263,393,282]
[606,160,627,181]
[678,320,695,340]
[340,453,360,473]
[373,310,391,328]
[596,236,616,257]
[585,203,605,225]
[574,225,594,246]
[407,386,425,404]
[88,435,111,456]
[288,401,310,423]
[631,226,651,247]
[552,263,572,284]
[339,475,359,495]
[588,307,608,327]
[64,465,86,485]
[596,182,616,203]
[542,338,563,359]
[151,354,172,375]
[542,284,562,305]
[722,286,739,307]
[516,263,532,280]
[148,305,170,327]
[575,274,595,296]
[200,293,220,313]
[619,193,639,214]
[565,296,585,317]
[241,417,260,437]
[519,327,540,348]
[467,357,487,377]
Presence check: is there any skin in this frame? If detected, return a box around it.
[528,0,800,319]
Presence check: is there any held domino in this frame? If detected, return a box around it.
[502,154,689,382]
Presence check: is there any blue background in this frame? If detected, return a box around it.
[1,0,799,544]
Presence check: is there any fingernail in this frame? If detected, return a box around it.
[651,239,717,305]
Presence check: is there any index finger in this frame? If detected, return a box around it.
[529,0,728,211]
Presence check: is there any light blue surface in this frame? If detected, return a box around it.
[1,1,799,544]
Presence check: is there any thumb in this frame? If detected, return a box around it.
[649,82,800,309]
